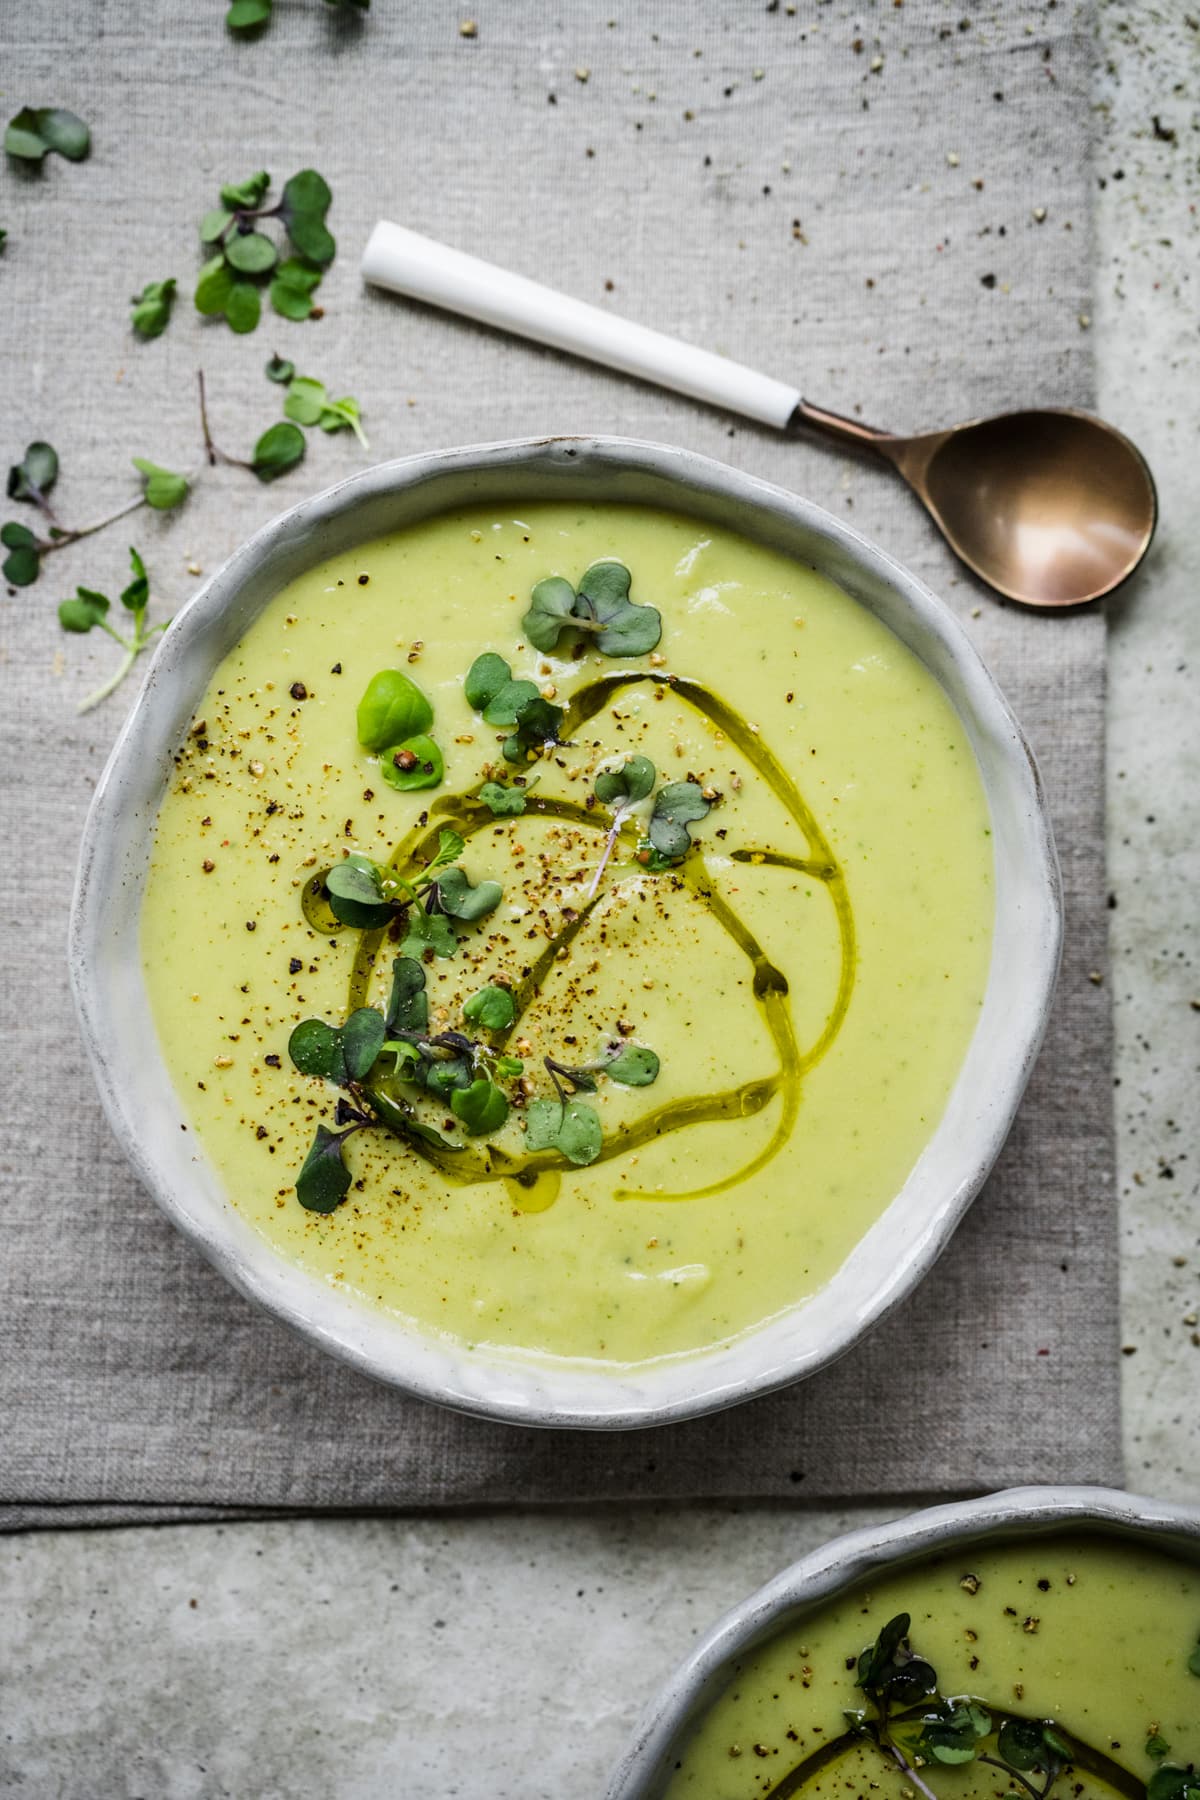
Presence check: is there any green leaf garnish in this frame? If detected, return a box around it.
[325,853,393,929]
[57,545,168,712]
[288,1006,384,1087]
[295,1124,354,1212]
[595,755,656,807]
[270,257,323,320]
[574,560,663,655]
[431,867,503,922]
[226,230,278,276]
[5,107,90,164]
[1149,1769,1200,1800]
[1189,1637,1200,1677]
[288,1010,378,1084]
[7,441,58,504]
[385,956,429,1034]
[266,353,295,383]
[917,1702,991,1767]
[432,867,503,922]
[485,678,540,727]
[647,779,711,862]
[522,559,661,657]
[288,1018,343,1081]
[250,420,305,481]
[463,985,515,1031]
[996,1719,1055,1772]
[525,1097,603,1166]
[130,278,176,340]
[195,254,236,317]
[225,279,262,335]
[430,827,466,868]
[201,208,234,245]
[478,780,527,816]
[502,694,566,764]
[132,457,189,511]
[58,588,110,633]
[121,547,149,615]
[400,910,458,960]
[464,652,513,711]
[423,1054,474,1099]
[357,668,435,751]
[450,1078,510,1136]
[604,1044,660,1086]
[194,171,333,333]
[278,169,335,265]
[462,651,539,726]
[524,576,577,652]
[341,1007,387,1081]
[380,734,445,792]
[283,375,369,449]
[1147,1734,1171,1762]
[2,521,41,586]
[856,1614,936,1707]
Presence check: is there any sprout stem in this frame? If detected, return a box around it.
[78,645,137,714]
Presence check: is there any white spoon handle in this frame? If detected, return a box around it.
[361,220,801,432]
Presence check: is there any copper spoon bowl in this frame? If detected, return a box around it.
[795,402,1158,609]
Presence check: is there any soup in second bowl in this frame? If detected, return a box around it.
[663,1534,1200,1798]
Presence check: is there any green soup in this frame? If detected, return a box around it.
[662,1535,1200,1799]
[141,502,993,1368]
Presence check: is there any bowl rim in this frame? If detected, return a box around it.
[68,432,1062,1428]
[604,1483,1200,1799]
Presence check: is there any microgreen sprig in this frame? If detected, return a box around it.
[320,830,503,941]
[287,953,521,1209]
[3,442,187,587]
[5,107,90,164]
[58,545,168,712]
[524,1040,661,1168]
[463,651,567,762]
[478,779,529,816]
[640,779,714,868]
[196,169,334,333]
[524,559,662,658]
[587,753,656,900]
[130,279,176,340]
[283,373,368,448]
[197,370,306,481]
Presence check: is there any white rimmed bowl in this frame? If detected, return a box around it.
[69,435,1061,1427]
[605,1485,1200,1798]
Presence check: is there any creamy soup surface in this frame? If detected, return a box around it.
[663,1535,1200,1799]
[142,503,993,1367]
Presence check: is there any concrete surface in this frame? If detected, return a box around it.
[1,4,1196,1795]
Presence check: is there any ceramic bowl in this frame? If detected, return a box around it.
[605,1484,1200,1798]
[69,435,1061,1427]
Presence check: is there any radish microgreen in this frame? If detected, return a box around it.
[57,545,169,712]
[524,559,661,657]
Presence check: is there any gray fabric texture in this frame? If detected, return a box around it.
[0,0,1119,1527]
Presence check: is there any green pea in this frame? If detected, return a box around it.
[356,669,434,751]
[380,734,445,792]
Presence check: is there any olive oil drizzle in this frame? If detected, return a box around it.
[316,668,856,1197]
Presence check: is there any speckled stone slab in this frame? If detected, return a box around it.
[0,0,1119,1526]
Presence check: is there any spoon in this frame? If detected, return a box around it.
[362,222,1156,609]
